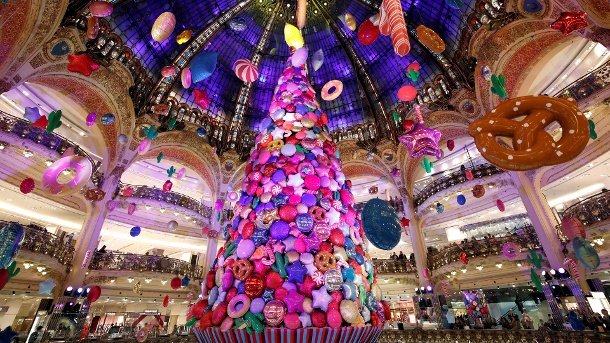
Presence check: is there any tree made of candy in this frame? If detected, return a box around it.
[192,25,386,343]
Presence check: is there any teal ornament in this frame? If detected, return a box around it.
[196,127,207,137]
[168,117,177,130]
[362,198,401,250]
[405,68,420,82]
[166,166,177,178]
[0,223,25,269]
[39,278,56,295]
[588,119,597,140]
[100,113,115,125]
[190,51,218,83]
[573,237,600,270]
[156,152,164,163]
[51,40,70,57]
[445,0,463,9]
[118,134,127,144]
[130,226,141,237]
[436,202,444,214]
[526,249,543,269]
[24,107,41,123]
[456,194,466,205]
[143,125,158,140]
[420,157,433,173]
[490,74,508,100]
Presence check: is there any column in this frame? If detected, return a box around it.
[403,197,428,286]
[64,172,122,287]
[542,283,564,328]
[509,172,564,269]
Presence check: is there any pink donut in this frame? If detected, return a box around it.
[42,155,93,195]
[227,294,251,318]
[321,80,343,101]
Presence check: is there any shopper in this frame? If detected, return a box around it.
[26,326,43,343]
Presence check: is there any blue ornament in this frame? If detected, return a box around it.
[0,223,24,269]
[457,194,466,205]
[118,134,128,144]
[341,267,355,282]
[130,226,141,237]
[362,198,401,250]
[39,278,56,295]
[208,286,219,304]
[100,113,115,125]
[251,228,269,247]
[436,202,445,214]
[523,0,543,13]
[196,127,207,137]
[181,276,190,287]
[24,107,41,123]
[573,237,600,270]
[190,51,218,83]
[262,289,274,303]
[51,40,71,57]
[286,261,307,283]
[445,0,463,9]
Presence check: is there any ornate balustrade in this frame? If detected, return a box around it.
[562,191,610,226]
[3,221,75,266]
[373,259,417,274]
[89,251,204,279]
[427,227,540,270]
[118,182,212,219]
[354,198,404,214]
[414,163,504,207]
[0,110,103,185]
[378,328,609,343]
[554,59,610,102]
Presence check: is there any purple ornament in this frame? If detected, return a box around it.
[270,220,290,240]
[271,170,286,183]
[236,239,255,259]
[295,213,314,233]
[250,297,265,313]
[286,261,307,283]
[301,193,317,207]
[86,112,97,127]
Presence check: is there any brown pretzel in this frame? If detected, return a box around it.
[232,259,253,281]
[468,96,589,171]
[314,251,336,272]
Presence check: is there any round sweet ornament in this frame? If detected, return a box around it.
[263,300,286,326]
[340,300,359,323]
[295,213,314,233]
[321,80,343,101]
[324,269,343,292]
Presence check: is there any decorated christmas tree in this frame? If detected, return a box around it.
[194,25,386,342]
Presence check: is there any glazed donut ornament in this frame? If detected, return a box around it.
[42,155,93,195]
[468,96,589,171]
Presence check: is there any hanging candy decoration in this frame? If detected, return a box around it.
[170,276,182,289]
[100,113,115,125]
[89,1,113,17]
[32,115,48,130]
[284,23,304,49]
[87,17,100,39]
[201,226,210,237]
[229,17,247,31]
[340,13,357,31]
[456,194,466,205]
[502,242,519,260]
[233,59,259,83]
[390,167,400,178]
[463,168,473,181]
[445,0,464,9]
[436,202,444,214]
[550,12,588,34]
[138,139,152,155]
[296,0,307,29]
[167,220,179,232]
[312,49,324,71]
[588,119,597,139]
[291,47,308,67]
[399,105,442,159]
[397,85,418,101]
[24,107,41,123]
[459,251,468,265]
[446,139,455,151]
[196,127,207,137]
[163,295,170,307]
[530,268,543,291]
[45,110,62,133]
[405,61,421,82]
[167,166,177,178]
[362,198,402,250]
[130,226,141,237]
[378,0,410,56]
[496,199,505,212]
[416,25,446,54]
[156,152,164,163]
[472,184,485,198]
[400,217,410,227]
[84,188,106,202]
[561,216,586,240]
[19,178,35,194]
[481,66,493,81]
[151,12,176,42]
[0,223,25,270]
[194,89,211,109]
[573,237,599,270]
[176,167,186,180]
[564,258,580,280]
[163,180,173,193]
[420,157,433,173]
[128,203,137,215]
[176,30,193,44]
[321,80,343,101]
[227,191,239,202]
[357,19,380,45]
[527,249,543,269]
[181,68,192,89]
[86,112,97,127]
[67,53,100,76]
[118,134,127,145]
[190,51,218,83]
[490,74,508,100]
[162,65,179,78]
[42,156,93,195]
[106,200,116,212]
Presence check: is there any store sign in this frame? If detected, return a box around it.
[0,306,8,313]
[142,310,160,315]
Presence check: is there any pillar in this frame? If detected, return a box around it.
[510,172,564,269]
[403,196,428,286]
[64,172,122,288]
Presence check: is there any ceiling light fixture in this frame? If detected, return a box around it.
[127,277,134,283]
[22,149,34,158]
[476,265,483,271]
[496,263,503,269]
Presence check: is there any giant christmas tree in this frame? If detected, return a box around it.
[195,26,385,342]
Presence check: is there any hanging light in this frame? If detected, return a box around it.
[127,277,134,283]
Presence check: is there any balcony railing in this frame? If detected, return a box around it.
[0,110,103,185]
[414,163,504,207]
[354,198,404,214]
[378,329,609,343]
[427,226,540,270]
[562,190,610,226]
[88,251,204,279]
[373,258,417,274]
[3,221,75,266]
[554,59,610,102]
[117,182,212,219]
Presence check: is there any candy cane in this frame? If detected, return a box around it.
[379,0,410,56]
[261,244,275,266]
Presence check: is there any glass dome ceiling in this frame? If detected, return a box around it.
[93,0,476,131]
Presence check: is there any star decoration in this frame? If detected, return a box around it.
[284,289,305,313]
[304,262,317,276]
[299,275,317,297]
[253,259,270,275]
[283,112,296,121]
[24,107,41,123]
[286,261,307,283]
[270,240,285,253]
[398,122,442,159]
[299,312,312,328]
[193,89,211,109]
[312,286,332,311]
[271,127,286,140]
[551,11,588,34]
[67,53,100,76]
[39,278,56,295]
[327,208,341,225]
[287,174,304,188]
[251,228,269,246]
[262,288,274,303]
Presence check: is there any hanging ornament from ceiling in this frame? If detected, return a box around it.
[551,12,588,34]
[190,51,218,83]
[291,47,308,67]
[446,139,455,151]
[321,80,343,101]
[405,61,420,82]
[87,17,100,39]
[176,29,192,44]
[229,17,247,32]
[296,0,307,29]
[89,1,113,17]
[445,0,463,9]
[420,157,433,173]
[472,184,485,198]
[194,89,211,109]
[24,107,40,123]
[588,119,597,139]
[151,12,176,42]
[468,96,589,171]
[357,18,379,45]
[181,68,192,89]
[436,202,444,214]
[67,53,100,76]
[573,237,599,270]
[378,0,410,56]
[340,13,357,31]
[561,216,586,240]
[362,198,401,250]
[312,49,324,71]
[86,112,97,127]
[456,194,466,205]
[130,226,141,237]
[490,74,508,100]
[233,59,259,83]
[496,199,505,212]
[19,178,35,194]
[399,105,442,159]
[397,85,417,101]
[416,25,446,54]
[284,23,304,49]
[162,65,179,78]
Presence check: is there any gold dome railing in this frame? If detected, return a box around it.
[88,251,204,279]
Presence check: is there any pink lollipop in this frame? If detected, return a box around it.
[233,59,259,83]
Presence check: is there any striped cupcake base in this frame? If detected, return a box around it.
[193,326,383,343]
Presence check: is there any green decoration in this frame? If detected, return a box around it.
[530,268,543,292]
[420,157,433,173]
[168,117,177,130]
[166,166,177,178]
[7,261,19,278]
[244,312,264,333]
[46,110,62,133]
[406,69,420,82]
[490,74,508,100]
[156,152,164,163]
[272,252,287,278]
[589,119,597,140]
[527,249,543,269]
[143,125,158,140]
[184,317,198,327]
[392,111,400,123]
[223,242,236,258]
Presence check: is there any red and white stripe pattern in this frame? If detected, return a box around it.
[233,58,259,83]
[193,326,382,343]
[378,0,410,56]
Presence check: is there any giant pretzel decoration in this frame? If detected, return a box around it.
[468,96,589,171]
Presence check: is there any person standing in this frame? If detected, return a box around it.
[26,326,43,343]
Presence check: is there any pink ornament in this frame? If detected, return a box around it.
[89,1,113,17]
[193,89,211,110]
[399,122,442,159]
[465,169,474,180]
[122,187,134,197]
[138,139,152,155]
[106,200,116,212]
[201,226,210,236]
[561,216,586,240]
[163,180,173,192]
[215,199,224,211]
[263,300,286,327]
[181,68,192,89]
[161,65,179,77]
[19,178,35,194]
[86,112,97,127]
[151,12,176,42]
[233,59,259,83]
[291,47,308,67]
[284,313,301,329]
[496,199,505,212]
[128,203,136,215]
[397,85,418,101]
[176,167,186,180]
[327,309,342,328]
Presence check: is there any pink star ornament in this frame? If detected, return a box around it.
[398,122,442,159]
